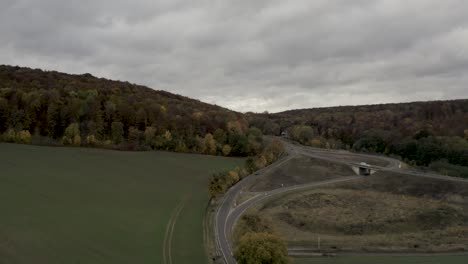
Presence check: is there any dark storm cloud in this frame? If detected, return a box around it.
[1,0,468,112]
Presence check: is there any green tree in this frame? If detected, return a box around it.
[135,107,147,131]
[111,122,124,144]
[194,135,206,153]
[3,128,16,142]
[128,126,143,144]
[0,97,8,132]
[46,99,60,138]
[144,126,157,147]
[214,128,227,145]
[234,232,290,264]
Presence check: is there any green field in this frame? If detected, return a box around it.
[0,143,244,264]
[294,255,468,264]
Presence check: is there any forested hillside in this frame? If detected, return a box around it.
[249,100,468,177]
[0,65,262,156]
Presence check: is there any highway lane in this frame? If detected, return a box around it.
[215,152,297,264]
[214,139,468,264]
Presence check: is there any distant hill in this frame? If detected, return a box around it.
[280,100,466,136]
[248,100,468,176]
[0,65,262,156]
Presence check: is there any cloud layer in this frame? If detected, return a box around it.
[1,0,468,112]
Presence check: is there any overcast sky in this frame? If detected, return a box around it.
[1,0,468,112]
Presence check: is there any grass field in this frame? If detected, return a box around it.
[0,143,244,264]
[294,255,468,264]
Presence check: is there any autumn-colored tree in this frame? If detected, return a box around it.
[17,130,32,144]
[73,135,81,146]
[63,123,81,146]
[204,133,217,155]
[86,135,97,145]
[234,232,290,264]
[254,155,268,170]
[222,144,232,156]
[227,120,245,135]
[227,170,240,185]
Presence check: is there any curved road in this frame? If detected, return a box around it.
[215,139,468,264]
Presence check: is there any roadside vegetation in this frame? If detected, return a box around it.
[208,138,285,198]
[233,214,290,264]
[248,100,468,177]
[235,233,290,264]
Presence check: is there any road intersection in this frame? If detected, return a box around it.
[214,139,468,264]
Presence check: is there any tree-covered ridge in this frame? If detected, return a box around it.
[0,65,260,156]
[251,99,468,138]
[249,100,468,177]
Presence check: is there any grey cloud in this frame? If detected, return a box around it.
[1,0,468,112]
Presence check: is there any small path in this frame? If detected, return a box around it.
[162,195,190,264]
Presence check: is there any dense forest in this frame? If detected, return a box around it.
[248,100,468,177]
[0,65,263,156]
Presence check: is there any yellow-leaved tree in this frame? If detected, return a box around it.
[234,232,290,264]
[222,144,232,156]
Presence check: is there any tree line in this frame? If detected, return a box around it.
[208,138,285,198]
[0,65,263,156]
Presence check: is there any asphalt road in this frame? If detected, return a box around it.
[214,139,468,264]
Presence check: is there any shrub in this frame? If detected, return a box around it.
[3,128,16,142]
[16,130,32,144]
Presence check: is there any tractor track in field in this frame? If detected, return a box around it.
[162,195,190,264]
